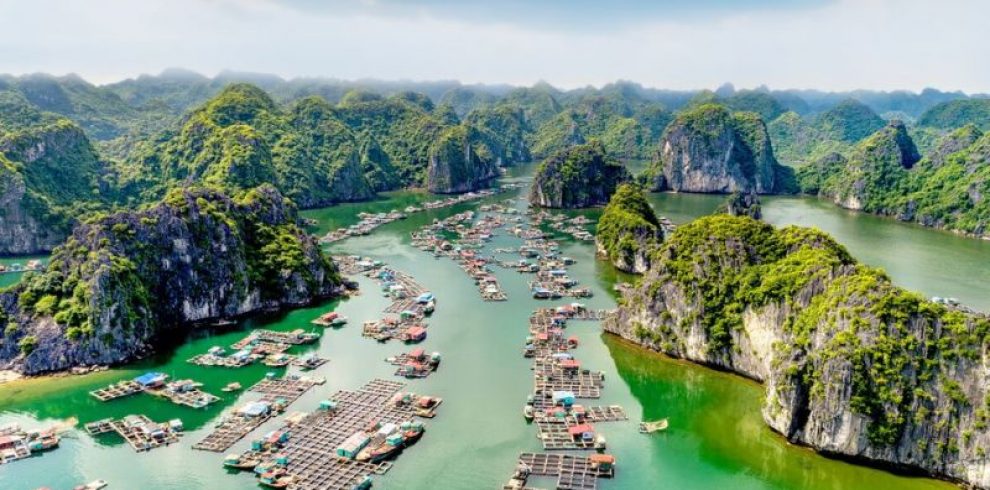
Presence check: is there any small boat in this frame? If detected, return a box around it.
[352,475,373,490]
[258,473,294,489]
[368,442,402,463]
[221,382,242,392]
[224,452,261,470]
[523,405,534,421]
[73,481,108,490]
[639,418,669,434]
[414,396,442,417]
[402,426,425,445]
[594,435,607,450]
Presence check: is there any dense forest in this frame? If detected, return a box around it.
[0,70,989,256]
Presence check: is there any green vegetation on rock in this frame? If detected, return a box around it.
[0,184,338,374]
[646,103,791,194]
[918,99,990,131]
[816,99,886,143]
[529,141,631,208]
[608,214,990,484]
[595,183,664,273]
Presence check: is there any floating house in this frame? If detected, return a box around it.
[336,432,370,459]
[133,372,168,389]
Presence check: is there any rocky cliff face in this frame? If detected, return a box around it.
[819,121,920,212]
[530,141,630,208]
[0,185,340,374]
[0,119,106,254]
[606,215,990,488]
[426,125,499,194]
[0,165,66,254]
[719,191,763,219]
[648,104,784,194]
[595,184,666,273]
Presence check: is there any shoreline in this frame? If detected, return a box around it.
[601,332,965,489]
[0,369,23,384]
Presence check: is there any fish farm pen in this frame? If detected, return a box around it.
[85,415,184,453]
[192,376,320,452]
[222,379,444,489]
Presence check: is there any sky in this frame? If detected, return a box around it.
[0,0,986,93]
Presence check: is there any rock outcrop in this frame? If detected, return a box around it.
[0,164,67,254]
[530,141,630,208]
[606,214,990,488]
[426,125,499,194]
[647,104,785,194]
[595,184,666,273]
[819,121,920,212]
[718,191,762,219]
[465,105,532,165]
[0,119,106,254]
[0,185,340,374]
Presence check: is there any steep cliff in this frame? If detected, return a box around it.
[426,125,499,194]
[0,185,340,374]
[815,121,921,212]
[529,141,631,208]
[647,104,787,194]
[798,122,990,238]
[606,215,990,487]
[0,119,107,254]
[595,184,665,273]
[465,105,531,165]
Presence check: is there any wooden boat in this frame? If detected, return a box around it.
[258,468,294,488]
[352,475,373,490]
[259,476,294,488]
[594,435,607,450]
[523,405,534,421]
[73,480,108,490]
[221,382,242,392]
[639,418,669,434]
[402,427,424,445]
[224,452,261,470]
[414,396,442,418]
[369,442,401,463]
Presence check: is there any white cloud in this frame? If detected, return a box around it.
[0,0,985,93]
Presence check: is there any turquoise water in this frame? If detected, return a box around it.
[0,173,984,489]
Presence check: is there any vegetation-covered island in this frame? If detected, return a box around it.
[606,215,990,486]
[0,185,340,374]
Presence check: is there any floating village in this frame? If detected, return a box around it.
[14,186,675,490]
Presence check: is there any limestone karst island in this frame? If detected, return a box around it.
[1,1,988,489]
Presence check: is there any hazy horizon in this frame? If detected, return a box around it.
[0,0,987,94]
[1,68,984,98]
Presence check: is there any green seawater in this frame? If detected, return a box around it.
[0,172,983,489]
[0,255,47,290]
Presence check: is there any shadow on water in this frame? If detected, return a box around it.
[605,335,954,490]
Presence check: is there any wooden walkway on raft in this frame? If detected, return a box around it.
[503,453,614,490]
[187,353,252,368]
[89,380,144,401]
[381,269,430,315]
[147,386,220,409]
[267,379,442,490]
[249,377,318,403]
[192,411,273,452]
[410,211,510,302]
[192,377,318,452]
[84,415,181,452]
[232,329,318,349]
[523,308,628,451]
